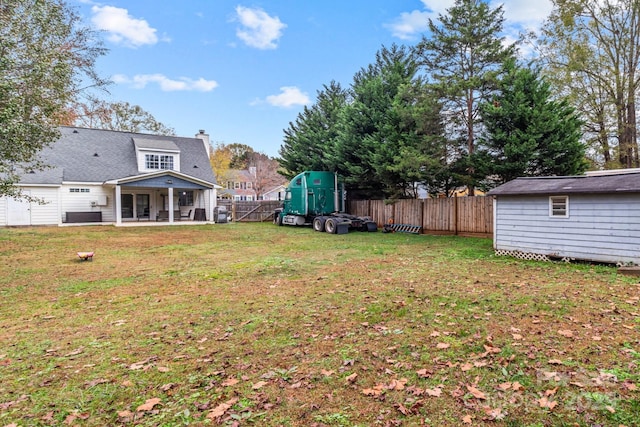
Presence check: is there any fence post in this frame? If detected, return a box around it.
[454,194,459,235]
[232,200,236,222]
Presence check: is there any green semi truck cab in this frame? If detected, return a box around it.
[274,171,377,234]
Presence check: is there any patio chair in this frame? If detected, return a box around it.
[179,209,192,220]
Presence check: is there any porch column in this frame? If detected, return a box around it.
[168,187,174,222]
[209,188,215,223]
[115,185,122,225]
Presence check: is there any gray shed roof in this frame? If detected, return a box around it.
[487,171,640,196]
[19,127,216,185]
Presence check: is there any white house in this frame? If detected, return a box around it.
[261,184,287,201]
[487,169,640,265]
[0,127,222,226]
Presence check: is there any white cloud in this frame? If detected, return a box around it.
[234,6,286,50]
[493,0,553,32]
[91,5,158,48]
[113,74,218,92]
[385,10,432,40]
[257,86,310,108]
[388,0,552,41]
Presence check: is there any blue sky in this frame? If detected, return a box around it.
[74,0,552,157]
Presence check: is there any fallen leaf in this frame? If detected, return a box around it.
[512,381,523,391]
[207,397,238,419]
[362,384,385,396]
[221,377,239,387]
[63,348,84,357]
[622,381,638,391]
[321,369,334,377]
[425,387,442,397]
[160,383,176,392]
[548,359,563,365]
[137,397,161,412]
[466,385,486,400]
[461,414,473,424]
[387,378,408,391]
[498,382,512,391]
[544,387,558,396]
[483,344,501,354]
[538,396,557,410]
[483,406,505,420]
[252,380,268,390]
[436,342,450,349]
[557,329,574,338]
[157,366,170,372]
[460,363,473,372]
[345,373,358,383]
[416,368,431,378]
[511,334,523,340]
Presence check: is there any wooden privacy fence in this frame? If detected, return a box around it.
[219,197,493,237]
[217,200,281,222]
[348,196,493,237]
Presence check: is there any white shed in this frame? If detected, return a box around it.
[487,170,640,265]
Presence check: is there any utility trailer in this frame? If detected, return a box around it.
[274,171,377,234]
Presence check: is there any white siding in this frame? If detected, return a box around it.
[60,184,115,223]
[494,194,640,264]
[30,187,61,225]
[0,197,6,225]
[0,187,60,226]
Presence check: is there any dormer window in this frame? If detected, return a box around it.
[134,138,180,172]
[145,154,174,170]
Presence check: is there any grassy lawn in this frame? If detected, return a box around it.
[0,222,638,426]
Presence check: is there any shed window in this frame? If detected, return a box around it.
[549,196,569,218]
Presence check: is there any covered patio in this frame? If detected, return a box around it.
[107,171,220,225]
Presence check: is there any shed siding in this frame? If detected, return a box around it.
[494,194,640,264]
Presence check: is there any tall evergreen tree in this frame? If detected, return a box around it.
[278,81,347,179]
[333,44,430,199]
[416,0,517,194]
[476,60,587,187]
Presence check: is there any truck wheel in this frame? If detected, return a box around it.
[275,213,283,226]
[313,217,326,232]
[325,217,338,234]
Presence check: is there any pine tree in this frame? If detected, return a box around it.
[416,0,517,194]
[476,60,587,187]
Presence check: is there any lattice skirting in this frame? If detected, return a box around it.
[495,249,552,262]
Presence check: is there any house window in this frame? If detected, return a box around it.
[69,188,90,193]
[160,155,173,170]
[179,191,194,206]
[145,154,174,170]
[145,154,158,169]
[247,182,252,189]
[234,182,240,189]
[549,196,569,218]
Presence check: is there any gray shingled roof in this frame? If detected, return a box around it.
[19,127,216,185]
[487,172,640,196]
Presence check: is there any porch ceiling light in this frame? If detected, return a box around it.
[166,179,173,184]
